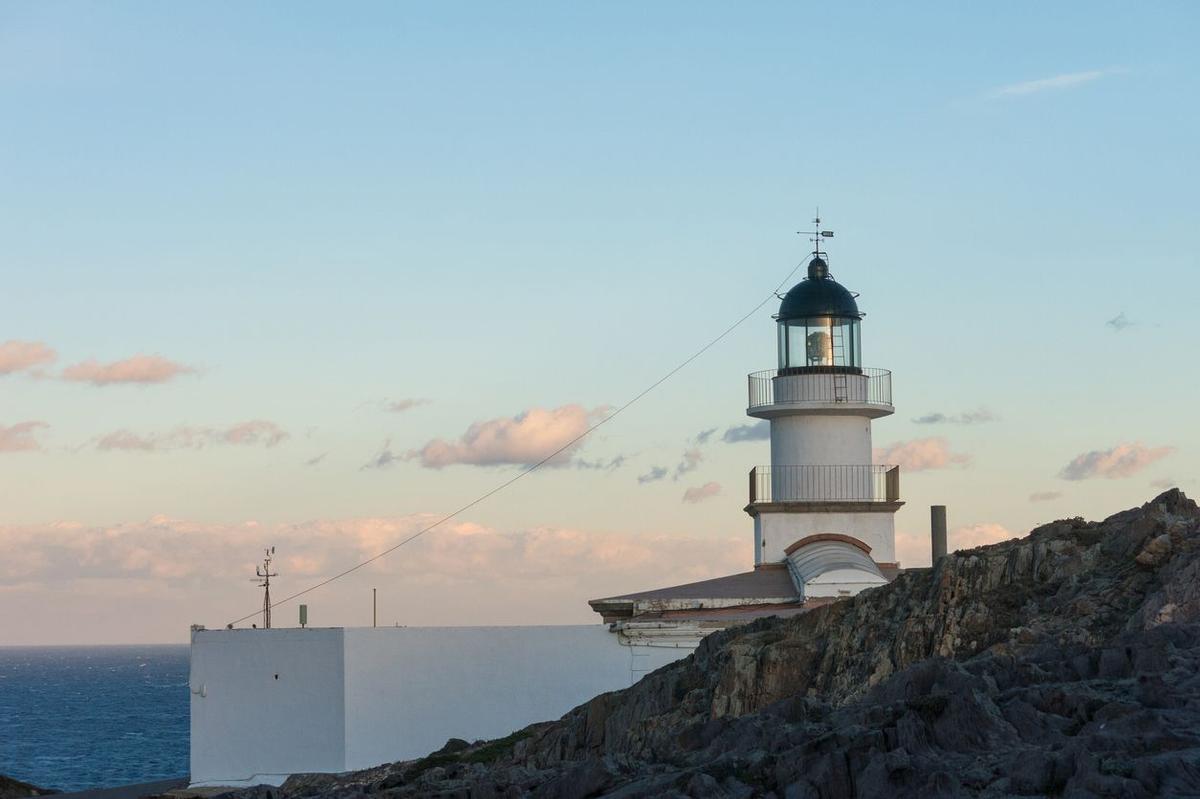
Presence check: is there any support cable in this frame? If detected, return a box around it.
[224,260,804,627]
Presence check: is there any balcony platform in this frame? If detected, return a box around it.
[745,500,905,515]
[747,368,894,419]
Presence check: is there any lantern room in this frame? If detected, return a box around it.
[776,256,863,374]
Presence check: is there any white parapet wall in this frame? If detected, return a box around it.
[190,625,691,787]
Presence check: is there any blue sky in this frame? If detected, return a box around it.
[2,1,1197,643]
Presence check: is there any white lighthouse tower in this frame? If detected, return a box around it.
[745,218,901,597]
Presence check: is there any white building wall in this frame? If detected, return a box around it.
[342,626,684,771]
[769,415,872,467]
[756,510,896,563]
[189,625,690,787]
[189,628,347,787]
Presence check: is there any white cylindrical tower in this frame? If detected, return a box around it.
[744,236,902,589]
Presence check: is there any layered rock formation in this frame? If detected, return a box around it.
[244,490,1200,797]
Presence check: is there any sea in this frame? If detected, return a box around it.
[0,646,189,792]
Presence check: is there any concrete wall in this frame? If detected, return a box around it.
[342,626,684,771]
[190,625,690,786]
[190,628,347,786]
[756,510,896,563]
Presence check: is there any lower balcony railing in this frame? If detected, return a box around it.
[748,465,900,504]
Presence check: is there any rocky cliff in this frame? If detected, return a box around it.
[247,490,1200,797]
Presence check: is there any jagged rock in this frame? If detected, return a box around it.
[0,776,55,799]
[226,490,1200,798]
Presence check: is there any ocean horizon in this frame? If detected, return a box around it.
[0,645,189,792]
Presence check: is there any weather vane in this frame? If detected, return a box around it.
[797,207,834,258]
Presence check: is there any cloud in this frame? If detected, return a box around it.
[695,428,718,445]
[406,405,605,469]
[912,408,996,425]
[638,466,668,484]
[0,421,48,453]
[682,482,721,504]
[1059,442,1174,481]
[95,420,288,452]
[0,340,56,375]
[951,523,1015,551]
[1029,491,1063,503]
[575,455,626,471]
[1106,313,1134,332]
[991,68,1123,98]
[305,452,329,467]
[895,522,1017,566]
[674,448,703,480]
[0,514,750,643]
[874,437,970,471]
[62,355,194,386]
[361,439,401,470]
[722,421,770,443]
[385,398,430,413]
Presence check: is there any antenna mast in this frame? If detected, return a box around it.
[255,547,278,629]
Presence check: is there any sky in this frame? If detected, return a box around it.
[2,1,1197,644]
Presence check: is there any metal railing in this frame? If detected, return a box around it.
[748,465,900,504]
[747,368,892,410]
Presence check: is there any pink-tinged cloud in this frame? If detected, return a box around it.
[874,437,970,471]
[0,514,750,643]
[61,354,194,386]
[96,420,288,452]
[407,404,606,468]
[1059,442,1175,481]
[0,421,48,452]
[895,522,1018,566]
[0,340,57,375]
[682,482,721,504]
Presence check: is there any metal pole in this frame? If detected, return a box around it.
[931,505,948,562]
[373,588,377,628]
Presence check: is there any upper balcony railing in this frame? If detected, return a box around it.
[748,464,901,504]
[747,367,892,410]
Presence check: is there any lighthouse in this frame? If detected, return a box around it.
[590,220,901,637]
[745,218,900,597]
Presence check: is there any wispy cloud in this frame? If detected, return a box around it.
[305,452,329,467]
[576,455,626,471]
[1029,491,1063,503]
[62,355,194,386]
[682,482,721,504]
[990,68,1125,99]
[1149,478,1177,490]
[1106,313,1135,332]
[0,421,48,453]
[913,408,996,425]
[1060,442,1174,480]
[362,439,401,470]
[637,466,668,484]
[874,437,970,471]
[0,340,56,375]
[695,428,718,445]
[674,448,703,480]
[385,398,430,414]
[722,421,769,443]
[96,420,288,452]
[405,404,605,469]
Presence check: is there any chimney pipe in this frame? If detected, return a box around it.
[931,505,948,561]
